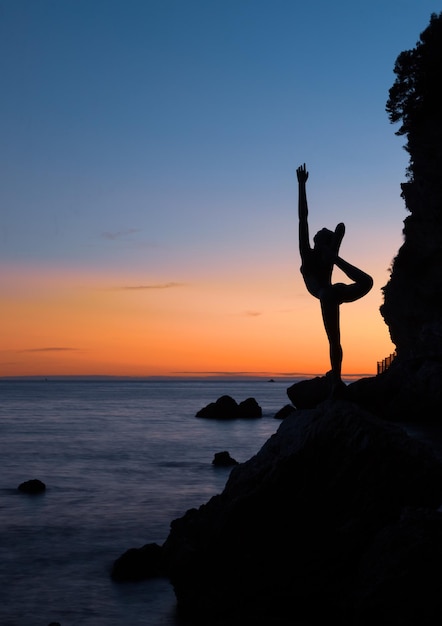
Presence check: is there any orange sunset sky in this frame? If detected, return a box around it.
[2,1,438,379]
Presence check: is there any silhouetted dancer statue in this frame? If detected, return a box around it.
[297,163,373,396]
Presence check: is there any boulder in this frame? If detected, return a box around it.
[287,374,332,408]
[18,479,46,494]
[196,395,262,419]
[163,400,442,625]
[273,404,296,419]
[111,542,166,582]
[237,397,262,418]
[196,395,239,419]
[212,451,238,467]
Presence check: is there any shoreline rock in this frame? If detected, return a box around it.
[285,358,442,423]
[162,400,442,624]
[212,451,239,467]
[111,543,166,582]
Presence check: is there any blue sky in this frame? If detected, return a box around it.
[1,0,441,376]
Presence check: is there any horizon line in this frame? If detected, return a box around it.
[0,372,375,381]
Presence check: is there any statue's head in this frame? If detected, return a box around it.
[313,228,334,248]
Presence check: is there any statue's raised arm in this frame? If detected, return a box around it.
[296,163,311,261]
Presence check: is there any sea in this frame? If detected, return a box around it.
[0,376,298,626]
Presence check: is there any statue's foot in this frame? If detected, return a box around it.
[322,372,347,401]
[333,223,345,254]
[330,380,347,400]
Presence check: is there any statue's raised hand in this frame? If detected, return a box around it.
[296,163,309,184]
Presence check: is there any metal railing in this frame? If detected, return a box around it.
[377,351,397,375]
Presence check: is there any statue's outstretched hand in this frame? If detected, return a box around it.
[296,163,309,184]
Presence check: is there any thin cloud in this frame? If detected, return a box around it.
[170,371,301,380]
[20,347,78,353]
[101,229,141,240]
[172,371,273,377]
[100,229,158,250]
[227,310,263,318]
[115,282,186,291]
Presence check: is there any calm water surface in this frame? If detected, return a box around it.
[0,377,293,626]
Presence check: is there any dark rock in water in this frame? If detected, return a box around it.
[287,374,331,408]
[163,401,442,625]
[273,404,296,419]
[237,397,262,418]
[212,451,238,467]
[196,395,239,419]
[196,395,262,419]
[18,479,46,494]
[111,542,166,582]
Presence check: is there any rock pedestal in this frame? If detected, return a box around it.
[163,401,442,625]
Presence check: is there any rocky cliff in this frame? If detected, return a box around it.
[381,13,442,364]
[162,401,442,625]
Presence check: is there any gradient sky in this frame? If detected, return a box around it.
[1,0,440,378]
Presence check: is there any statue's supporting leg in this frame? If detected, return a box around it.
[320,289,343,387]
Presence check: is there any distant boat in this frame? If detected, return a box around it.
[268,378,275,383]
